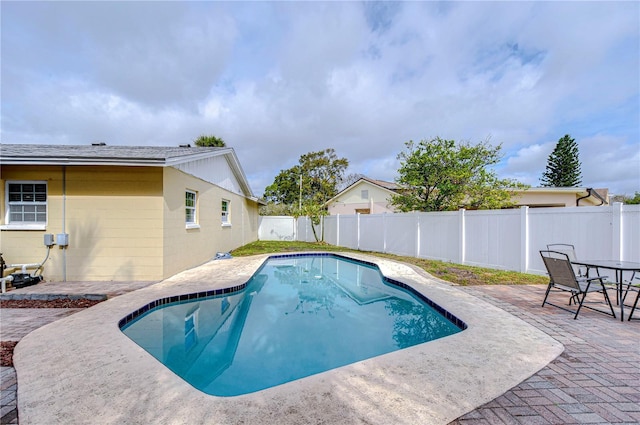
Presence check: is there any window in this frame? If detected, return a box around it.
[221,199,230,225]
[185,190,197,227]
[361,189,369,200]
[184,307,199,352]
[4,181,47,228]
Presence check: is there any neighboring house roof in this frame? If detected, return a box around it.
[0,144,259,201]
[357,177,401,192]
[324,177,401,207]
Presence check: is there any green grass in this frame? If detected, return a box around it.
[231,241,548,286]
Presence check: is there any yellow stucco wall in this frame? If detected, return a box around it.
[1,165,164,281]
[1,165,259,283]
[161,167,259,279]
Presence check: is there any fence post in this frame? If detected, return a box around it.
[383,213,387,253]
[458,209,466,264]
[336,214,340,247]
[520,206,529,273]
[415,211,421,258]
[612,202,623,261]
[357,213,361,250]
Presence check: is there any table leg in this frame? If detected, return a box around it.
[619,270,624,321]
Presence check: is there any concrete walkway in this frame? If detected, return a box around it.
[1,255,638,424]
[1,281,157,425]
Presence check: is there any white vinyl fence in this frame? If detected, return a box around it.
[258,204,640,277]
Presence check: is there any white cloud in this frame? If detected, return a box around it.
[1,1,638,197]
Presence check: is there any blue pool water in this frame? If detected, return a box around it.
[120,254,465,396]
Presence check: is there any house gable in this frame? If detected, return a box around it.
[326,178,399,215]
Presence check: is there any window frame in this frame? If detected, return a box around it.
[2,180,48,230]
[361,189,369,200]
[185,190,199,229]
[221,199,231,227]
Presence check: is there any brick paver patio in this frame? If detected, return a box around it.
[450,285,640,425]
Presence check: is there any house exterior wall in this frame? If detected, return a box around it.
[1,165,260,283]
[1,165,164,281]
[173,155,244,196]
[161,167,259,279]
[512,191,594,207]
[327,181,397,215]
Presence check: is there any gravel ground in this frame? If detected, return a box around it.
[0,299,102,309]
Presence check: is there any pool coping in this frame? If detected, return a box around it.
[14,252,563,425]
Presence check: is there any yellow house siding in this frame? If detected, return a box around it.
[1,166,65,278]
[2,163,259,283]
[161,168,259,279]
[1,165,165,281]
[63,166,164,281]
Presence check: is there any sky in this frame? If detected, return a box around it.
[1,1,639,198]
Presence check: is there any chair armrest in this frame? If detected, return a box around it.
[579,276,609,283]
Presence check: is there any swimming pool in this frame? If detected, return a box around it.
[18,252,564,424]
[120,254,466,396]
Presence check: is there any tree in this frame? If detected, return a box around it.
[263,148,349,207]
[540,134,581,187]
[611,191,640,205]
[338,173,365,191]
[626,192,640,204]
[390,137,527,212]
[194,135,226,147]
[262,148,348,241]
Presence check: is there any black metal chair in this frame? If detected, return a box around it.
[546,243,587,277]
[622,276,639,321]
[540,250,616,320]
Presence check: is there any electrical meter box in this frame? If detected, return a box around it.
[56,233,69,247]
[44,234,55,246]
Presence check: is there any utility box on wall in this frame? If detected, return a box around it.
[56,233,69,247]
[44,234,55,247]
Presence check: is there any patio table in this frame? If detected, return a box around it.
[572,260,640,321]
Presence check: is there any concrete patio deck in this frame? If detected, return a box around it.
[1,252,638,424]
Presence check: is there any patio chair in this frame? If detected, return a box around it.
[622,276,639,321]
[546,244,586,277]
[540,250,616,320]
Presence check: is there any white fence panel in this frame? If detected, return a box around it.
[258,216,296,241]
[386,213,419,257]
[417,211,460,261]
[295,217,316,242]
[464,209,522,271]
[527,207,614,274]
[359,215,385,252]
[337,215,359,249]
[621,205,640,262]
[257,204,640,275]
[323,215,338,246]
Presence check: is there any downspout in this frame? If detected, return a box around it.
[576,188,606,207]
[62,166,67,281]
